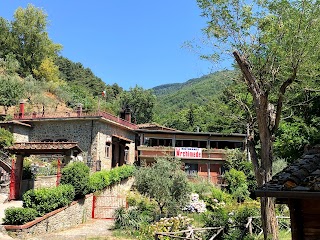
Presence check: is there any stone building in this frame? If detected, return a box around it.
[1,108,137,170]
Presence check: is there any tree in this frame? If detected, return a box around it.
[120,86,156,124]
[134,157,190,214]
[224,168,250,202]
[0,75,25,114]
[197,0,320,239]
[10,4,62,76]
[0,128,14,149]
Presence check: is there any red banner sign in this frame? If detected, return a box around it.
[175,147,202,159]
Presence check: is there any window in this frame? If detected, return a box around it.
[184,163,198,177]
[105,142,111,158]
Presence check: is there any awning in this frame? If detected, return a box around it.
[6,142,83,156]
[112,134,133,143]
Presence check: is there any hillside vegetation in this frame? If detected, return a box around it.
[0,4,319,163]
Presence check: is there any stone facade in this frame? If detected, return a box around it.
[14,117,136,171]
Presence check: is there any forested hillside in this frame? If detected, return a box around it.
[152,70,244,133]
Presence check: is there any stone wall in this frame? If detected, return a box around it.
[3,177,134,239]
[12,125,30,142]
[21,176,57,197]
[5,194,93,239]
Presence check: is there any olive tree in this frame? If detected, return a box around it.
[134,157,191,214]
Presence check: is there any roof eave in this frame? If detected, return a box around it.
[255,189,320,199]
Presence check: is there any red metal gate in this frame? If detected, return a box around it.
[92,195,126,219]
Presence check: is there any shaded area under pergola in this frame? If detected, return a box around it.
[6,142,82,200]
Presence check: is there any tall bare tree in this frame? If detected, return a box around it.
[197,0,320,239]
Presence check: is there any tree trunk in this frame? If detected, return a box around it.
[233,51,279,240]
[261,197,278,240]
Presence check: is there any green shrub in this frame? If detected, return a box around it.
[22,161,34,180]
[224,168,250,201]
[146,215,194,239]
[109,165,135,184]
[23,184,75,216]
[60,162,90,197]
[88,171,108,192]
[3,207,37,225]
[114,207,152,230]
[87,165,134,193]
[127,191,157,215]
[0,127,14,149]
[190,178,214,199]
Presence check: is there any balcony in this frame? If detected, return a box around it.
[137,146,227,161]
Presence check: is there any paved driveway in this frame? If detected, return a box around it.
[29,219,115,240]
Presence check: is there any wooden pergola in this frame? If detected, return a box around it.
[6,142,82,200]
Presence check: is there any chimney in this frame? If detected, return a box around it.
[124,105,132,122]
[19,101,25,119]
[76,103,83,117]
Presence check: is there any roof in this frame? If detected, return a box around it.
[0,120,32,128]
[12,111,137,130]
[256,145,320,199]
[136,128,246,138]
[112,134,133,142]
[6,142,83,156]
[137,123,180,131]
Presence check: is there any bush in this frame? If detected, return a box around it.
[88,165,135,193]
[127,191,157,215]
[0,127,14,149]
[3,207,37,225]
[23,184,75,216]
[114,206,153,230]
[146,215,194,240]
[88,171,108,192]
[190,179,214,199]
[22,161,34,180]
[109,165,135,184]
[60,162,90,197]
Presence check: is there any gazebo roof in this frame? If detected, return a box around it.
[6,142,82,156]
[256,145,320,199]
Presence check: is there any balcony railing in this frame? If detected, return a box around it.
[13,111,137,129]
[138,146,226,160]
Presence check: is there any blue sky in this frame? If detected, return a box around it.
[0,1,230,90]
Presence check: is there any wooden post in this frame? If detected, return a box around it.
[9,158,15,200]
[56,159,61,186]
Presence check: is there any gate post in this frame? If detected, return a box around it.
[92,195,96,218]
[9,158,15,200]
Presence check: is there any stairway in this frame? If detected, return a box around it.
[0,150,11,193]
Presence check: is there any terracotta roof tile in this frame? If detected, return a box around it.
[258,145,320,194]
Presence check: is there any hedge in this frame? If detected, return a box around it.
[23,184,75,216]
[5,164,135,225]
[3,207,37,225]
[88,165,135,193]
